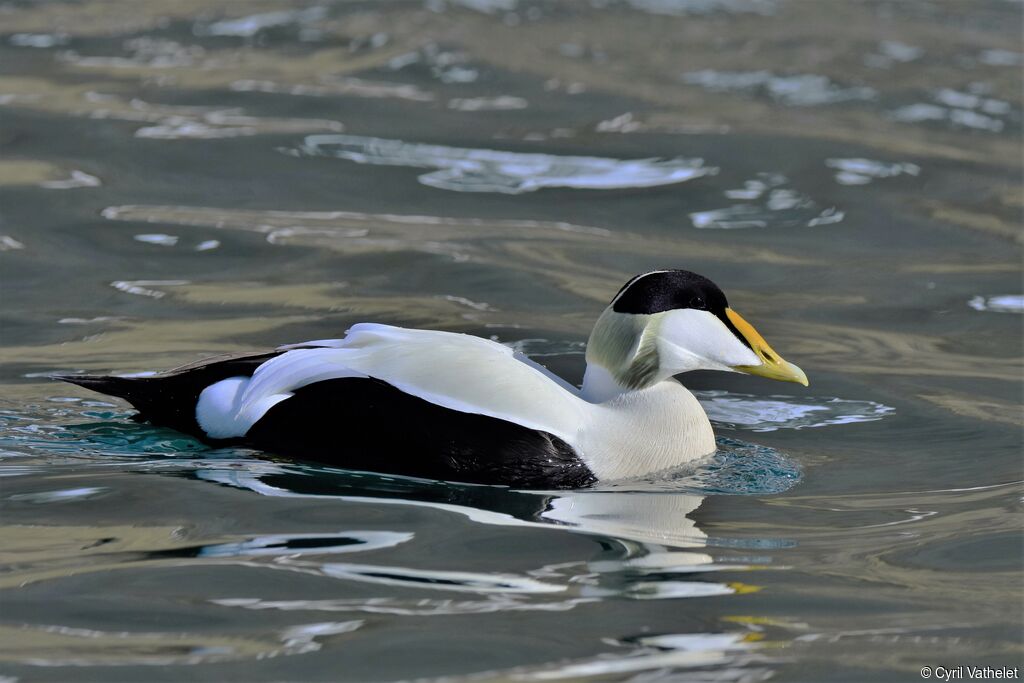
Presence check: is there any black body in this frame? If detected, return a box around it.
[248,377,593,488]
[55,352,595,490]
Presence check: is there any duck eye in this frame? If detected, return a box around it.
[689,296,706,310]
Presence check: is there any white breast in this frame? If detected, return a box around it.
[577,380,716,481]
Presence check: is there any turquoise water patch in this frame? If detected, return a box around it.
[0,401,801,496]
[0,403,209,460]
[695,390,895,432]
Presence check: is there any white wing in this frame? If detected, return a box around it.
[219,324,586,442]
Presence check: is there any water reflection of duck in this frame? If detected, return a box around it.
[56,270,807,488]
[192,461,715,559]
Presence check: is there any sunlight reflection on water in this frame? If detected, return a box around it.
[0,0,1020,678]
[293,134,716,193]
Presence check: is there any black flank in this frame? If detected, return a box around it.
[246,377,595,489]
[54,353,596,489]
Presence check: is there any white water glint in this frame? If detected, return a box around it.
[213,595,592,617]
[57,316,123,324]
[890,103,946,124]
[889,88,1014,133]
[7,486,107,504]
[10,33,69,48]
[194,7,328,37]
[682,70,877,106]
[504,339,587,357]
[934,89,1011,115]
[295,135,715,194]
[879,40,922,61]
[278,621,363,655]
[136,121,257,139]
[135,111,342,140]
[230,78,435,102]
[694,390,895,432]
[691,173,843,229]
[0,236,25,251]
[319,563,566,594]
[59,37,204,70]
[625,0,778,15]
[131,234,220,251]
[448,96,528,111]
[134,233,179,247]
[198,531,413,558]
[387,43,482,84]
[39,170,101,189]
[430,0,519,13]
[66,93,343,140]
[948,108,1005,132]
[440,295,495,311]
[723,173,785,199]
[110,280,189,298]
[690,204,843,229]
[978,49,1024,66]
[968,295,1024,314]
[891,103,1005,132]
[864,41,923,68]
[514,632,760,680]
[596,112,643,133]
[826,158,920,185]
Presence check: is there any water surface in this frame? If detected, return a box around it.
[0,1,1021,681]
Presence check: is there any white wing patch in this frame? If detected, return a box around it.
[197,376,290,439]
[195,324,586,442]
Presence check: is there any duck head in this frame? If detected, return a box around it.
[582,269,807,402]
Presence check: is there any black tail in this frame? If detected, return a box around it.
[52,374,153,413]
[52,350,285,440]
[53,373,141,399]
[52,373,201,433]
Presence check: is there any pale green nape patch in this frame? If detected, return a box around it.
[585,308,666,390]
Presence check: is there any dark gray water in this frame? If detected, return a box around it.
[1,1,1021,681]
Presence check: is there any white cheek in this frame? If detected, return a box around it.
[657,309,759,371]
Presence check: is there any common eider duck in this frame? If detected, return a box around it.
[55,270,807,489]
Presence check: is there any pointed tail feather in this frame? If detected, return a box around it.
[52,373,163,407]
[52,374,139,397]
[51,374,164,415]
[51,373,199,436]
[50,350,290,441]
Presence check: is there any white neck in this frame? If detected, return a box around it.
[581,364,631,403]
[576,378,717,480]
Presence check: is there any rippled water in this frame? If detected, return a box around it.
[0,1,1021,681]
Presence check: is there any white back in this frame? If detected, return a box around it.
[203,324,587,442]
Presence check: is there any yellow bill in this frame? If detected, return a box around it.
[725,308,809,386]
